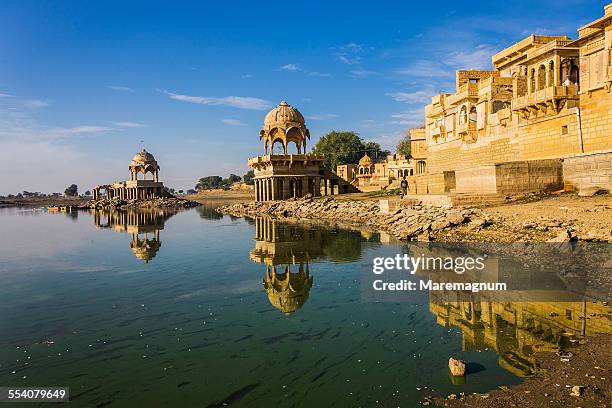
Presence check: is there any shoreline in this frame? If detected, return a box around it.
[216,194,612,243]
[428,334,611,407]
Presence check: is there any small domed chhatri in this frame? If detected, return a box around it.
[248,100,358,202]
[358,153,372,167]
[129,149,160,182]
[92,148,165,201]
[260,101,310,155]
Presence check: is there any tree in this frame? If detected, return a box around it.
[396,134,412,158]
[64,184,78,196]
[362,141,390,162]
[227,174,241,183]
[243,170,255,185]
[186,189,196,195]
[195,176,223,190]
[84,190,91,196]
[312,131,364,170]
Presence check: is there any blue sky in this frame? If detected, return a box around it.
[0,0,605,194]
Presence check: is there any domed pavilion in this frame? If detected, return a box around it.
[92,148,165,201]
[249,101,358,201]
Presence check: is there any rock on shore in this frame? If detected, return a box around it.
[216,196,487,242]
[89,196,200,209]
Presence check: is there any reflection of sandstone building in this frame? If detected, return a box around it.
[429,295,611,377]
[92,149,164,200]
[93,209,176,262]
[410,5,611,196]
[249,101,357,201]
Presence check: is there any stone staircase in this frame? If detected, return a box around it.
[321,168,361,193]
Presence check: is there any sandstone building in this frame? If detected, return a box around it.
[410,4,611,197]
[92,149,165,200]
[336,129,427,192]
[249,101,357,201]
[336,152,414,192]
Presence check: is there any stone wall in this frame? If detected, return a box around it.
[426,107,581,176]
[579,88,612,153]
[454,159,563,195]
[563,151,612,193]
[455,166,498,194]
[495,159,563,194]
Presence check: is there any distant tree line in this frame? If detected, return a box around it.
[194,170,254,191]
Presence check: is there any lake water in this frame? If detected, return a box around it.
[0,206,609,407]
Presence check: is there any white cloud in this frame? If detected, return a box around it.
[446,44,497,70]
[107,85,135,92]
[279,63,301,71]
[386,88,434,104]
[158,89,272,111]
[61,126,114,135]
[113,121,146,128]
[0,92,12,97]
[333,43,367,65]
[278,64,331,78]
[308,71,332,78]
[241,74,253,78]
[389,108,424,126]
[349,69,379,79]
[222,118,246,126]
[396,60,454,78]
[369,130,406,151]
[24,99,49,109]
[307,114,338,121]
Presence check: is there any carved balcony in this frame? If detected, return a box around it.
[430,124,446,140]
[512,84,578,118]
[457,122,477,143]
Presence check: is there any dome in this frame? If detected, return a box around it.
[130,149,158,168]
[263,101,305,129]
[259,101,310,155]
[129,149,160,180]
[359,153,372,166]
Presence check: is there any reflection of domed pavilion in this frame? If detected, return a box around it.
[93,209,177,263]
[250,217,320,314]
[92,149,164,200]
[249,217,365,314]
[263,264,313,315]
[249,101,358,201]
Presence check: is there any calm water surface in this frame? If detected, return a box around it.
[0,206,607,407]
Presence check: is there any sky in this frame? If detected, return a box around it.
[0,0,606,194]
